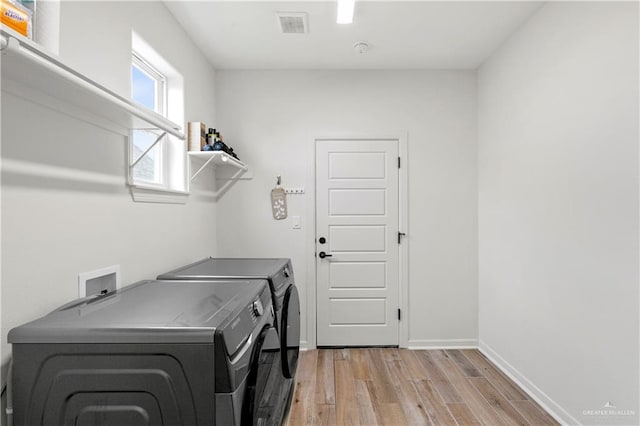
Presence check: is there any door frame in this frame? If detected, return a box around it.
[305,133,409,349]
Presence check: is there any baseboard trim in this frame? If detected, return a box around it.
[407,338,478,350]
[478,340,578,425]
[301,339,478,350]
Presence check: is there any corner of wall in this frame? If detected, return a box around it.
[478,341,577,425]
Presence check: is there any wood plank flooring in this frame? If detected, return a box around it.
[285,349,558,426]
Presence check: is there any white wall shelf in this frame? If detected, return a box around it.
[188,151,249,182]
[0,29,184,139]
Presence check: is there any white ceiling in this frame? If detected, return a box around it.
[164,1,543,70]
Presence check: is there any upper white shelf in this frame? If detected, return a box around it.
[0,28,184,139]
[188,151,248,182]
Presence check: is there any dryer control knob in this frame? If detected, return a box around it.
[252,300,264,317]
[283,267,290,278]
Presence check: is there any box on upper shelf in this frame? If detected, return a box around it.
[1,0,33,39]
[187,122,207,152]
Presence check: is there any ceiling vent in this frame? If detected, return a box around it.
[276,12,308,34]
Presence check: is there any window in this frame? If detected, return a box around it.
[132,53,165,113]
[131,52,166,185]
[129,32,186,202]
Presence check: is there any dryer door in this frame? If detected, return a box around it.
[242,326,289,426]
[280,285,300,379]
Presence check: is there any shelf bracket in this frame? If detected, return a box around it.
[215,166,248,181]
[189,152,248,182]
[190,154,217,181]
[0,35,9,51]
[0,35,18,53]
[130,131,166,169]
[211,168,249,199]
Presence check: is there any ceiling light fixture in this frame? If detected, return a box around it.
[336,0,355,24]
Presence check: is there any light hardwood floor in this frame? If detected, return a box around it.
[285,348,558,426]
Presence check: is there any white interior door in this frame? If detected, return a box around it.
[316,139,399,346]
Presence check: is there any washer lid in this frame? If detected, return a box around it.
[8,279,267,344]
[158,258,291,281]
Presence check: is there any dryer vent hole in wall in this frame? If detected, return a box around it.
[78,265,121,297]
[85,273,117,297]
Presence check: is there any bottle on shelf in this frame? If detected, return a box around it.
[213,131,225,152]
[195,127,241,160]
[203,128,215,151]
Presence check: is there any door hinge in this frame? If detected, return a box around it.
[398,308,401,321]
[398,231,406,244]
[398,157,401,169]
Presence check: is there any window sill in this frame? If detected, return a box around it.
[130,185,189,204]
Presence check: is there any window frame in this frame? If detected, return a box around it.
[131,51,167,187]
[128,35,188,204]
[132,52,166,116]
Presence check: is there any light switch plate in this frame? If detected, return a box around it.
[292,215,302,229]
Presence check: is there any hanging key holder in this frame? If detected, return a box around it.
[271,176,288,220]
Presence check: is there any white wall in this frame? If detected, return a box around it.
[478,2,639,424]
[1,1,218,378]
[214,70,478,348]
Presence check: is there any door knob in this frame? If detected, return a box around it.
[318,237,326,244]
[318,251,332,259]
